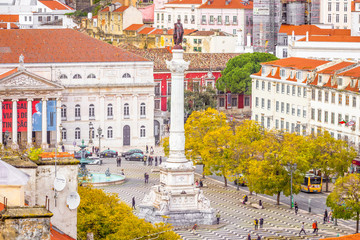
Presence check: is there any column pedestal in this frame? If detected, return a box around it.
[139,49,215,226]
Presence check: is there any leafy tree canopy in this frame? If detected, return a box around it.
[184,83,217,117]
[216,52,278,94]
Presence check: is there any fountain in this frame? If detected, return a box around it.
[77,140,125,186]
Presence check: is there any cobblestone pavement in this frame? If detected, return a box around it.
[87,157,356,240]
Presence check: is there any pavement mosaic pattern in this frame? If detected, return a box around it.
[87,157,356,240]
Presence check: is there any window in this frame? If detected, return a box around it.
[168,15,171,23]
[87,74,96,79]
[353,97,356,107]
[194,47,198,52]
[256,80,259,89]
[155,100,160,109]
[59,74,68,79]
[286,122,289,132]
[124,103,129,118]
[281,84,285,94]
[303,87,307,97]
[311,108,315,120]
[292,104,295,115]
[155,83,160,96]
[209,15,214,24]
[167,82,171,95]
[255,115,258,122]
[328,14,331,23]
[140,103,146,117]
[202,15,206,24]
[276,101,279,112]
[261,98,265,108]
[331,112,335,124]
[107,127,113,139]
[107,104,113,118]
[286,103,290,114]
[261,116,264,127]
[233,16,237,24]
[267,82,271,91]
[324,91,329,102]
[244,97,250,106]
[318,109,322,122]
[61,105,67,120]
[287,85,290,95]
[122,73,131,78]
[267,99,271,110]
[328,2,331,11]
[296,71,302,80]
[336,14,339,23]
[297,106,301,117]
[267,117,270,128]
[281,119,284,130]
[75,104,81,120]
[319,75,322,84]
[25,16,27,21]
[275,119,279,129]
[231,98,237,107]
[318,90,322,102]
[262,81,265,90]
[140,125,146,137]
[280,69,285,77]
[276,83,280,93]
[291,123,295,133]
[157,13,159,23]
[225,16,229,24]
[281,102,284,113]
[75,127,81,140]
[297,87,301,97]
[311,89,316,100]
[344,14,347,23]
[73,74,82,79]
[220,98,225,107]
[344,3,348,11]
[283,49,287,58]
[255,97,259,107]
[338,94,342,105]
[29,16,32,21]
[337,134,341,140]
[331,92,336,103]
[89,104,95,119]
[336,3,339,11]
[338,113,342,125]
[292,86,295,96]
[38,16,42,22]
[47,16,51,22]
[346,95,350,106]
[217,15,222,23]
[303,107,306,118]
[62,128,67,140]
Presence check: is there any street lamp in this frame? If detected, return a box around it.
[288,162,297,209]
[97,126,102,154]
[89,122,94,144]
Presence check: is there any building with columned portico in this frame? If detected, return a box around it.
[0,29,155,151]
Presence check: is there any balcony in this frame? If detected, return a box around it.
[232,21,238,25]
[225,21,230,25]
[209,21,214,25]
[201,20,206,24]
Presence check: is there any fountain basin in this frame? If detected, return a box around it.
[82,173,126,186]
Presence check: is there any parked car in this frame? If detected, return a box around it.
[99,149,118,158]
[126,152,144,161]
[121,149,143,157]
[74,150,92,159]
[87,157,102,165]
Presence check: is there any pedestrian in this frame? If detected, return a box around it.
[144,173,147,183]
[132,197,136,210]
[259,218,264,228]
[146,145,148,154]
[257,235,261,240]
[315,221,319,233]
[328,211,333,223]
[243,195,248,204]
[312,221,317,234]
[195,180,199,187]
[259,200,262,208]
[155,156,158,166]
[121,169,125,175]
[294,202,299,215]
[191,223,197,233]
[92,146,94,153]
[324,209,328,224]
[117,156,121,167]
[299,222,306,236]
[150,146,154,154]
[247,233,251,240]
[159,156,162,165]
[216,212,221,224]
[148,156,151,166]
[143,155,147,165]
[254,219,258,230]
[62,145,65,152]
[199,180,203,188]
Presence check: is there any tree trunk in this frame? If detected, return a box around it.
[202,164,205,179]
[277,192,280,205]
[224,175,228,187]
[325,173,329,192]
[357,212,359,233]
[249,190,253,195]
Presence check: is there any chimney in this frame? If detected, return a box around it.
[7,22,10,29]
[306,31,309,41]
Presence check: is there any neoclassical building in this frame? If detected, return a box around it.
[0,29,155,151]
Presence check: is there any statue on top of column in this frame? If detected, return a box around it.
[173,19,184,49]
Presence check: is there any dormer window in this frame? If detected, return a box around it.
[290,71,294,78]
[272,68,276,75]
[296,71,302,80]
[261,66,266,76]
[351,79,355,87]
[280,69,286,77]
[319,75,322,84]
[338,77,343,86]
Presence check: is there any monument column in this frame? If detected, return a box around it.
[27,98,33,148]
[12,99,18,148]
[41,98,47,148]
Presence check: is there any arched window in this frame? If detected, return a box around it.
[87,74,96,79]
[75,127,81,140]
[122,73,131,78]
[61,128,67,140]
[140,125,146,137]
[124,103,129,118]
[89,104,95,119]
[59,74,68,79]
[75,104,81,120]
[107,103,113,118]
[107,126,113,138]
[61,104,67,120]
[73,74,82,79]
[140,102,146,118]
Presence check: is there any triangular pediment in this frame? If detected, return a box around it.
[0,70,64,91]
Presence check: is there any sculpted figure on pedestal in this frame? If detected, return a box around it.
[173,19,184,48]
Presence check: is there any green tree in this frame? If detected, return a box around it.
[216,52,277,94]
[161,136,169,158]
[184,82,217,117]
[308,131,357,192]
[78,186,180,240]
[327,174,360,233]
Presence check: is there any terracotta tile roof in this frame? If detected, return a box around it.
[323,77,338,89]
[320,233,360,240]
[138,27,155,34]
[199,0,253,9]
[39,1,74,10]
[279,24,351,36]
[352,1,360,12]
[150,29,163,34]
[309,74,318,85]
[166,0,202,5]
[0,15,19,22]
[189,30,226,36]
[0,29,149,64]
[167,29,197,35]
[0,68,18,80]
[298,36,360,42]
[317,62,355,74]
[0,23,19,29]
[113,6,129,12]
[0,202,4,211]
[124,24,145,31]
[263,57,329,70]
[338,66,360,78]
[345,81,359,92]
[287,73,297,82]
[253,68,262,76]
[100,6,110,12]
[51,225,75,240]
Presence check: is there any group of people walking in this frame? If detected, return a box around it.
[144,155,162,166]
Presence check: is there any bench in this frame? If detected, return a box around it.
[151,169,160,173]
[251,203,264,209]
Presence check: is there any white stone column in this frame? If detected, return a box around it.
[12,99,18,147]
[41,98,47,148]
[56,98,61,146]
[166,49,189,163]
[27,98,33,148]
[0,99,3,145]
